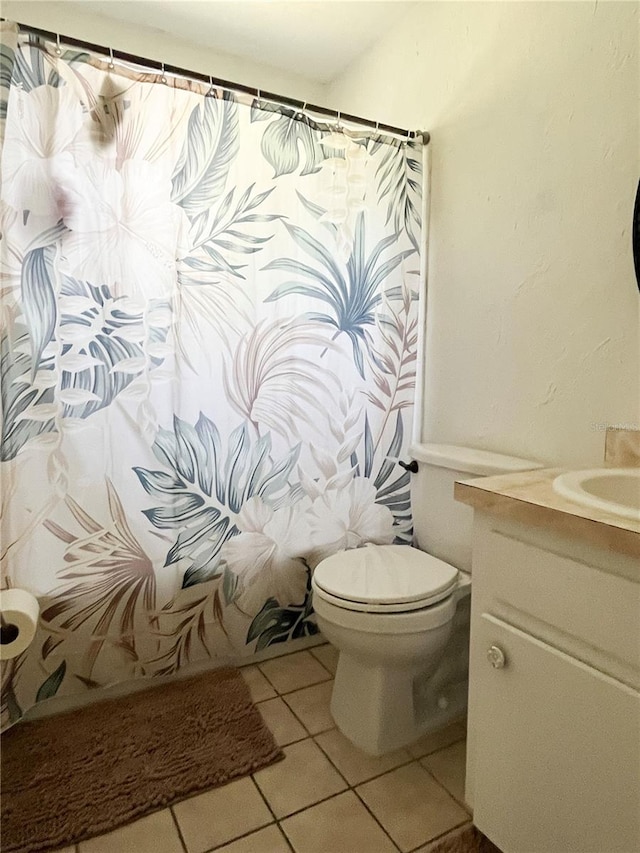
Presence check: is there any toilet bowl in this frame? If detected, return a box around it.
[312,544,467,755]
[311,443,541,756]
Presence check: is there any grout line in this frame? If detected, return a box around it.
[189,741,468,853]
[312,733,415,788]
[262,674,332,698]
[200,777,281,853]
[304,736,350,787]
[256,651,333,696]
[255,694,279,705]
[202,819,277,853]
[250,774,279,823]
[285,714,314,739]
[251,736,351,823]
[407,818,472,853]
[240,668,277,704]
[254,681,332,706]
[275,822,297,853]
[315,735,406,851]
[263,788,350,824]
[276,731,311,748]
[294,729,403,851]
[280,693,335,738]
[247,772,301,853]
[418,760,472,815]
[308,645,337,678]
[351,787,403,853]
[254,684,336,741]
[271,718,312,748]
[282,675,332,693]
[312,735,471,853]
[410,729,467,761]
[254,666,280,694]
[311,735,402,852]
[169,805,189,853]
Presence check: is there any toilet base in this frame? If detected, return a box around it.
[330,653,419,755]
[323,588,471,756]
[330,651,468,756]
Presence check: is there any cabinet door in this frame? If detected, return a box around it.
[473,614,640,853]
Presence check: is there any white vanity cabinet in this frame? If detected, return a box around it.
[465,512,640,853]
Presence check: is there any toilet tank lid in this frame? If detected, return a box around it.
[409,443,543,477]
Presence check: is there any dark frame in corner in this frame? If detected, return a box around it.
[634,180,640,291]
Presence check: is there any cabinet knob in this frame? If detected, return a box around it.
[487,645,506,669]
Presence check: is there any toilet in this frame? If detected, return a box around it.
[311,443,540,756]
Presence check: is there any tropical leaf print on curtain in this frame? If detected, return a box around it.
[223,317,340,438]
[247,569,317,653]
[264,213,413,378]
[172,94,239,216]
[0,21,424,728]
[41,480,157,678]
[2,273,171,460]
[250,100,327,177]
[134,413,302,589]
[371,137,423,253]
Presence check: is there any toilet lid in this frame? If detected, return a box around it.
[313,544,459,612]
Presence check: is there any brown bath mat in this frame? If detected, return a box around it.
[1,666,283,853]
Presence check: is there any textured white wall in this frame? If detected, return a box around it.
[327,1,640,466]
[2,1,325,103]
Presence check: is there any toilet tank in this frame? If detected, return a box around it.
[409,443,541,573]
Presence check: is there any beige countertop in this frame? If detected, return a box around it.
[454,467,640,559]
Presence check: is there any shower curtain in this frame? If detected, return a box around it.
[0,22,424,729]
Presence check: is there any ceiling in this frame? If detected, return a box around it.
[80,1,417,83]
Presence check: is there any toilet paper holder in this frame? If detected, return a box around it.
[1,615,20,646]
[0,589,40,660]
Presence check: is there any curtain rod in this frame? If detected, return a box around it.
[5,19,430,144]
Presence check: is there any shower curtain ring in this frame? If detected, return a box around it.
[256,88,261,107]
[55,33,62,56]
[207,75,215,97]
[160,62,167,84]
[299,101,307,120]
[108,48,115,70]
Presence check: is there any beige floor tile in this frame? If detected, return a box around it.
[310,643,340,675]
[406,718,467,759]
[356,762,469,852]
[172,777,272,853]
[281,791,397,853]
[315,727,412,786]
[215,824,290,853]
[253,738,347,818]
[241,664,277,702]
[79,810,182,853]
[283,680,335,735]
[259,651,330,694]
[258,696,308,746]
[421,740,468,807]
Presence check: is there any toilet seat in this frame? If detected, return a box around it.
[312,583,457,634]
[313,544,459,614]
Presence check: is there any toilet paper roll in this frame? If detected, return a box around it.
[0,589,39,660]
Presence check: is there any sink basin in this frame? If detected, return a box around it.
[552,468,640,521]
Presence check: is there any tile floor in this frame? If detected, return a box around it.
[55,644,471,853]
